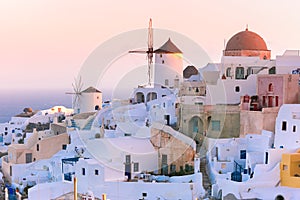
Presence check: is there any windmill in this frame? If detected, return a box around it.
[129,18,154,85]
[66,77,83,113]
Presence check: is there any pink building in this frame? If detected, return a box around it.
[240,74,300,136]
[257,74,299,109]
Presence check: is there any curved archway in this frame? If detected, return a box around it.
[146,92,157,102]
[275,195,285,200]
[188,116,203,136]
[135,92,145,103]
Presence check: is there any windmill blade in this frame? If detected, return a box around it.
[73,94,78,109]
[128,50,148,53]
[128,18,154,85]
[147,18,153,85]
[78,76,83,93]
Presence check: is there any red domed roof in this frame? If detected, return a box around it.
[225,29,268,51]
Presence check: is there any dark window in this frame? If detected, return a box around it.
[240,150,246,159]
[170,164,176,173]
[125,155,131,164]
[25,153,32,163]
[265,152,268,164]
[282,121,287,131]
[211,120,221,131]
[82,168,86,176]
[62,144,67,150]
[133,163,139,172]
[269,67,276,74]
[10,166,12,176]
[36,144,39,151]
[268,83,273,92]
[236,67,244,79]
[235,86,240,92]
[293,125,296,132]
[226,68,231,77]
[95,169,99,175]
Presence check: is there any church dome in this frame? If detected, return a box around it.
[225,28,268,51]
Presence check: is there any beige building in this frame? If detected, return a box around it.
[178,104,240,141]
[2,123,69,182]
[150,123,196,175]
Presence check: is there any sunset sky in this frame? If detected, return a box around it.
[1,0,300,91]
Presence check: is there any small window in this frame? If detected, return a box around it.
[268,83,273,92]
[133,163,139,172]
[293,125,297,132]
[160,54,162,58]
[170,164,176,173]
[36,144,39,151]
[82,168,86,176]
[162,60,165,64]
[95,169,99,175]
[211,120,220,131]
[240,150,246,159]
[282,121,287,131]
[283,165,288,170]
[265,152,268,164]
[125,155,131,164]
[226,68,231,77]
[221,163,227,169]
[235,86,240,92]
[165,79,169,86]
[5,127,7,131]
[62,144,67,150]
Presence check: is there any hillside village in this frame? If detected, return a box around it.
[2,27,300,200]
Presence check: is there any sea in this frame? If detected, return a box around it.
[0,89,72,123]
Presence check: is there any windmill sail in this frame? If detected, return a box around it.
[129,18,154,85]
[66,77,83,113]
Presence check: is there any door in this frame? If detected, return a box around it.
[161,154,168,175]
[125,155,131,180]
[268,96,273,107]
[164,115,170,125]
[25,153,32,163]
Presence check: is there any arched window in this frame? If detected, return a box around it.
[268,83,273,92]
[236,67,244,79]
[226,68,231,77]
[269,66,276,74]
[135,92,145,103]
[146,92,157,102]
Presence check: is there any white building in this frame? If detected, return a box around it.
[209,104,300,199]
[274,104,300,149]
[154,38,183,88]
[78,86,102,113]
[276,50,300,75]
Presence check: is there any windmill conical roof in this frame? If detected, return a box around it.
[81,86,102,93]
[154,38,182,53]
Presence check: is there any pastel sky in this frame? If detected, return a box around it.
[1,0,300,91]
